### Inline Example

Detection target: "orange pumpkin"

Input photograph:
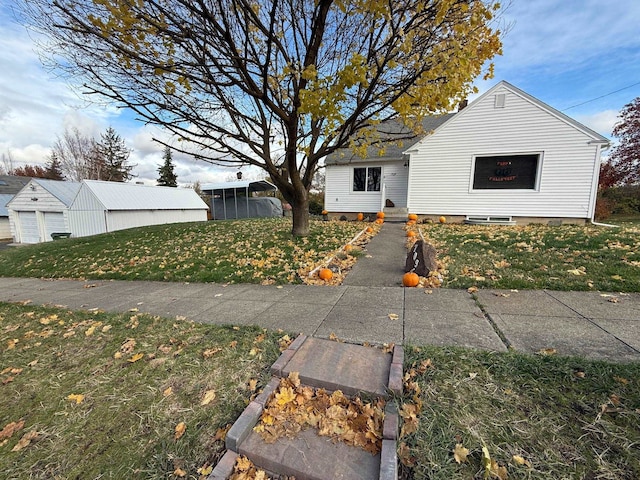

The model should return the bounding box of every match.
[356,212,364,221]
[319,268,333,281]
[406,220,416,226]
[376,212,385,219]
[344,244,353,252]
[321,210,328,215]
[375,218,384,225]
[439,216,446,224]
[402,272,420,287]
[406,231,416,237]
[408,213,418,221]
[366,226,374,233]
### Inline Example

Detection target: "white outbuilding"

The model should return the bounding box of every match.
[8,179,209,244]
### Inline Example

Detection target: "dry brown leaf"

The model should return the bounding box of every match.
[229,340,238,348]
[197,465,213,476]
[163,387,173,397]
[0,421,24,441]
[248,378,258,391]
[173,467,186,477]
[174,422,186,440]
[11,430,38,452]
[614,376,629,385]
[512,454,532,468]
[536,348,557,356]
[201,390,216,406]
[453,443,469,463]
[85,326,96,336]
[467,286,478,294]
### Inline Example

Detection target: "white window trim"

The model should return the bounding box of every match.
[469,152,544,193]
[352,166,382,193]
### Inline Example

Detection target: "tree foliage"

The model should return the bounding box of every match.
[21,0,502,235]
[157,147,178,187]
[600,97,640,189]
[96,127,136,182]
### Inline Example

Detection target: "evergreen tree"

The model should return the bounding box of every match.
[44,153,65,180]
[95,127,135,182]
[157,147,178,187]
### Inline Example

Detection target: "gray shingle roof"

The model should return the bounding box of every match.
[325,114,455,165]
[0,175,31,195]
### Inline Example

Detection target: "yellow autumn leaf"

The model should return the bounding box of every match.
[7,339,18,350]
[453,443,469,463]
[482,446,492,476]
[248,378,258,391]
[174,422,186,440]
[102,325,112,333]
[275,386,296,407]
[512,454,532,468]
[85,326,96,336]
[235,456,252,472]
[128,352,144,363]
[201,390,216,406]
[163,386,173,397]
[388,313,399,321]
[197,465,213,475]
[173,467,186,477]
[67,394,85,404]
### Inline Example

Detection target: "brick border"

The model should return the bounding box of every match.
[208,449,238,480]
[270,334,308,377]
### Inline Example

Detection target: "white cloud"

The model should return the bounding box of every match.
[574,109,620,138]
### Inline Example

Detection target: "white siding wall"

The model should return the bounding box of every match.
[106,210,207,233]
[7,184,68,243]
[382,162,409,208]
[407,85,601,219]
[325,163,383,212]
[68,186,108,237]
[0,218,10,240]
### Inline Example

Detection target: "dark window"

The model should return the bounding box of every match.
[353,167,381,192]
[473,154,539,190]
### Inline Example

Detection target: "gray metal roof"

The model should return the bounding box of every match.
[201,180,277,192]
[0,194,14,216]
[82,180,209,210]
[0,175,31,195]
[33,179,82,207]
[325,115,455,165]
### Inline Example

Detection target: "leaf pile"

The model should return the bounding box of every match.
[254,372,385,454]
[229,456,272,480]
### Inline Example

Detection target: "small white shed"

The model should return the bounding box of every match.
[8,179,209,243]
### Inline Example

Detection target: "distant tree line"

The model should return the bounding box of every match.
[3,126,136,182]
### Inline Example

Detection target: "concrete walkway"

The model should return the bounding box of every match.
[1,276,639,363]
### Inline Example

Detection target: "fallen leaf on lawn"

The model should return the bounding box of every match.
[213,425,230,442]
[453,443,469,463]
[490,459,508,480]
[574,371,586,378]
[513,454,532,468]
[173,467,186,477]
[536,348,557,356]
[467,286,478,294]
[201,390,216,406]
[614,376,629,385]
[113,352,123,359]
[482,446,492,476]
[85,326,96,336]
[229,341,237,348]
[567,268,586,276]
[468,372,478,379]
[120,338,136,353]
[232,326,240,331]
[67,394,85,404]
[163,386,173,397]
[611,274,623,281]
[7,339,18,350]
[249,347,261,356]
[174,422,186,440]
[197,465,213,476]
[128,352,144,363]
[248,378,258,391]
[388,313,399,321]
[102,325,112,333]
[610,393,622,406]
[0,421,24,441]
[11,430,38,452]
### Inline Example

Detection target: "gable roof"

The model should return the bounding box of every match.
[0,175,31,195]
[201,179,277,193]
[32,179,83,207]
[82,180,208,210]
[325,114,455,165]
[405,80,610,153]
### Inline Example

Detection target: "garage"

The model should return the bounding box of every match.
[43,212,66,240]
[18,211,39,244]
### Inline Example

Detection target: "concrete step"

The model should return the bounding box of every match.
[211,335,403,480]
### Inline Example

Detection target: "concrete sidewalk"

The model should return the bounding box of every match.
[1,276,638,363]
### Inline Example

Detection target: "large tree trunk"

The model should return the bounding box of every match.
[291,195,310,237]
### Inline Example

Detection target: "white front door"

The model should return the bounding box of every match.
[382,162,409,207]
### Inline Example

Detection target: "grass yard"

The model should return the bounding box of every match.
[2,303,639,479]
[0,302,286,479]
[0,218,364,285]
[420,222,640,292]
[400,345,640,480]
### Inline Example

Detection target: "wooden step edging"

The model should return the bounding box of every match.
[209,335,403,480]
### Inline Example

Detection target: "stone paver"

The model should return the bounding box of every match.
[280,336,392,397]
[314,306,404,346]
[475,289,579,317]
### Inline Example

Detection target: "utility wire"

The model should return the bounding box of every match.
[562,81,640,111]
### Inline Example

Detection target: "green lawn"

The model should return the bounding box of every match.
[0,218,364,285]
[2,303,639,479]
[420,222,640,292]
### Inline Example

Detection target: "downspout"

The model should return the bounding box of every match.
[588,141,618,228]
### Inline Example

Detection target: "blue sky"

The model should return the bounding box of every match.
[1,0,639,185]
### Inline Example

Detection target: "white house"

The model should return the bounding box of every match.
[8,179,209,244]
[0,175,31,240]
[324,81,610,224]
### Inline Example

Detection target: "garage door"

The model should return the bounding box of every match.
[43,212,66,242]
[18,212,39,244]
